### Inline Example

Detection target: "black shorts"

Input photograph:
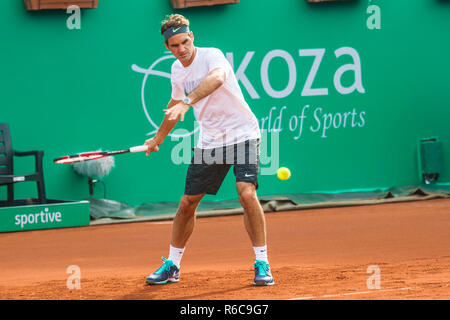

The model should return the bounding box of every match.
[184,139,260,196]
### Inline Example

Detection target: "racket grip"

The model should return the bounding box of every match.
[130,145,149,153]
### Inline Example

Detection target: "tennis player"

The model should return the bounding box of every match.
[144,14,274,286]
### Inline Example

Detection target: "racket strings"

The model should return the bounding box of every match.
[54,154,105,164]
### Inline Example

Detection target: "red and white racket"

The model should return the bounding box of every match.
[53,145,149,164]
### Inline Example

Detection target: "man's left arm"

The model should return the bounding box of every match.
[165,67,226,121]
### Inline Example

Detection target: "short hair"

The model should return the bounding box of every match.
[161,14,190,35]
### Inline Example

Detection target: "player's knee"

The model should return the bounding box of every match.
[238,187,257,206]
[178,195,201,215]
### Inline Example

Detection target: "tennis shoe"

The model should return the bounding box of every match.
[146,257,180,285]
[253,260,275,286]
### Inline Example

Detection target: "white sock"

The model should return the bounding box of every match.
[168,245,185,268]
[253,245,269,263]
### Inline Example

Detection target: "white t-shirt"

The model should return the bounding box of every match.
[170,47,261,149]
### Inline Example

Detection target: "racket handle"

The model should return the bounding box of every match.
[130,145,149,153]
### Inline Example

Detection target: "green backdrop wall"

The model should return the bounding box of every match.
[1,0,449,205]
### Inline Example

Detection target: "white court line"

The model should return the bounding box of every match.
[288,287,412,300]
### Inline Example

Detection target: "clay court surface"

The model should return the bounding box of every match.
[0,198,449,300]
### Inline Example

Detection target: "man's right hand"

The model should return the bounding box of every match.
[144,138,160,156]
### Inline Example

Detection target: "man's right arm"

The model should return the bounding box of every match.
[144,98,181,156]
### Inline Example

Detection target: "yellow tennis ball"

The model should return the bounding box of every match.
[277,167,291,180]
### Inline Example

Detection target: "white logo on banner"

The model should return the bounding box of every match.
[132,46,366,140]
[132,53,200,138]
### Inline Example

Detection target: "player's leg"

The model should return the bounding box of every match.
[176,148,229,251]
[236,182,266,247]
[147,147,230,285]
[171,193,205,250]
[146,193,204,285]
[233,139,274,286]
[236,182,274,286]
[233,139,266,247]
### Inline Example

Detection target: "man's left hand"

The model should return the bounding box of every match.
[164,102,190,121]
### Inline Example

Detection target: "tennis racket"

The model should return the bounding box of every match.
[53,145,149,164]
